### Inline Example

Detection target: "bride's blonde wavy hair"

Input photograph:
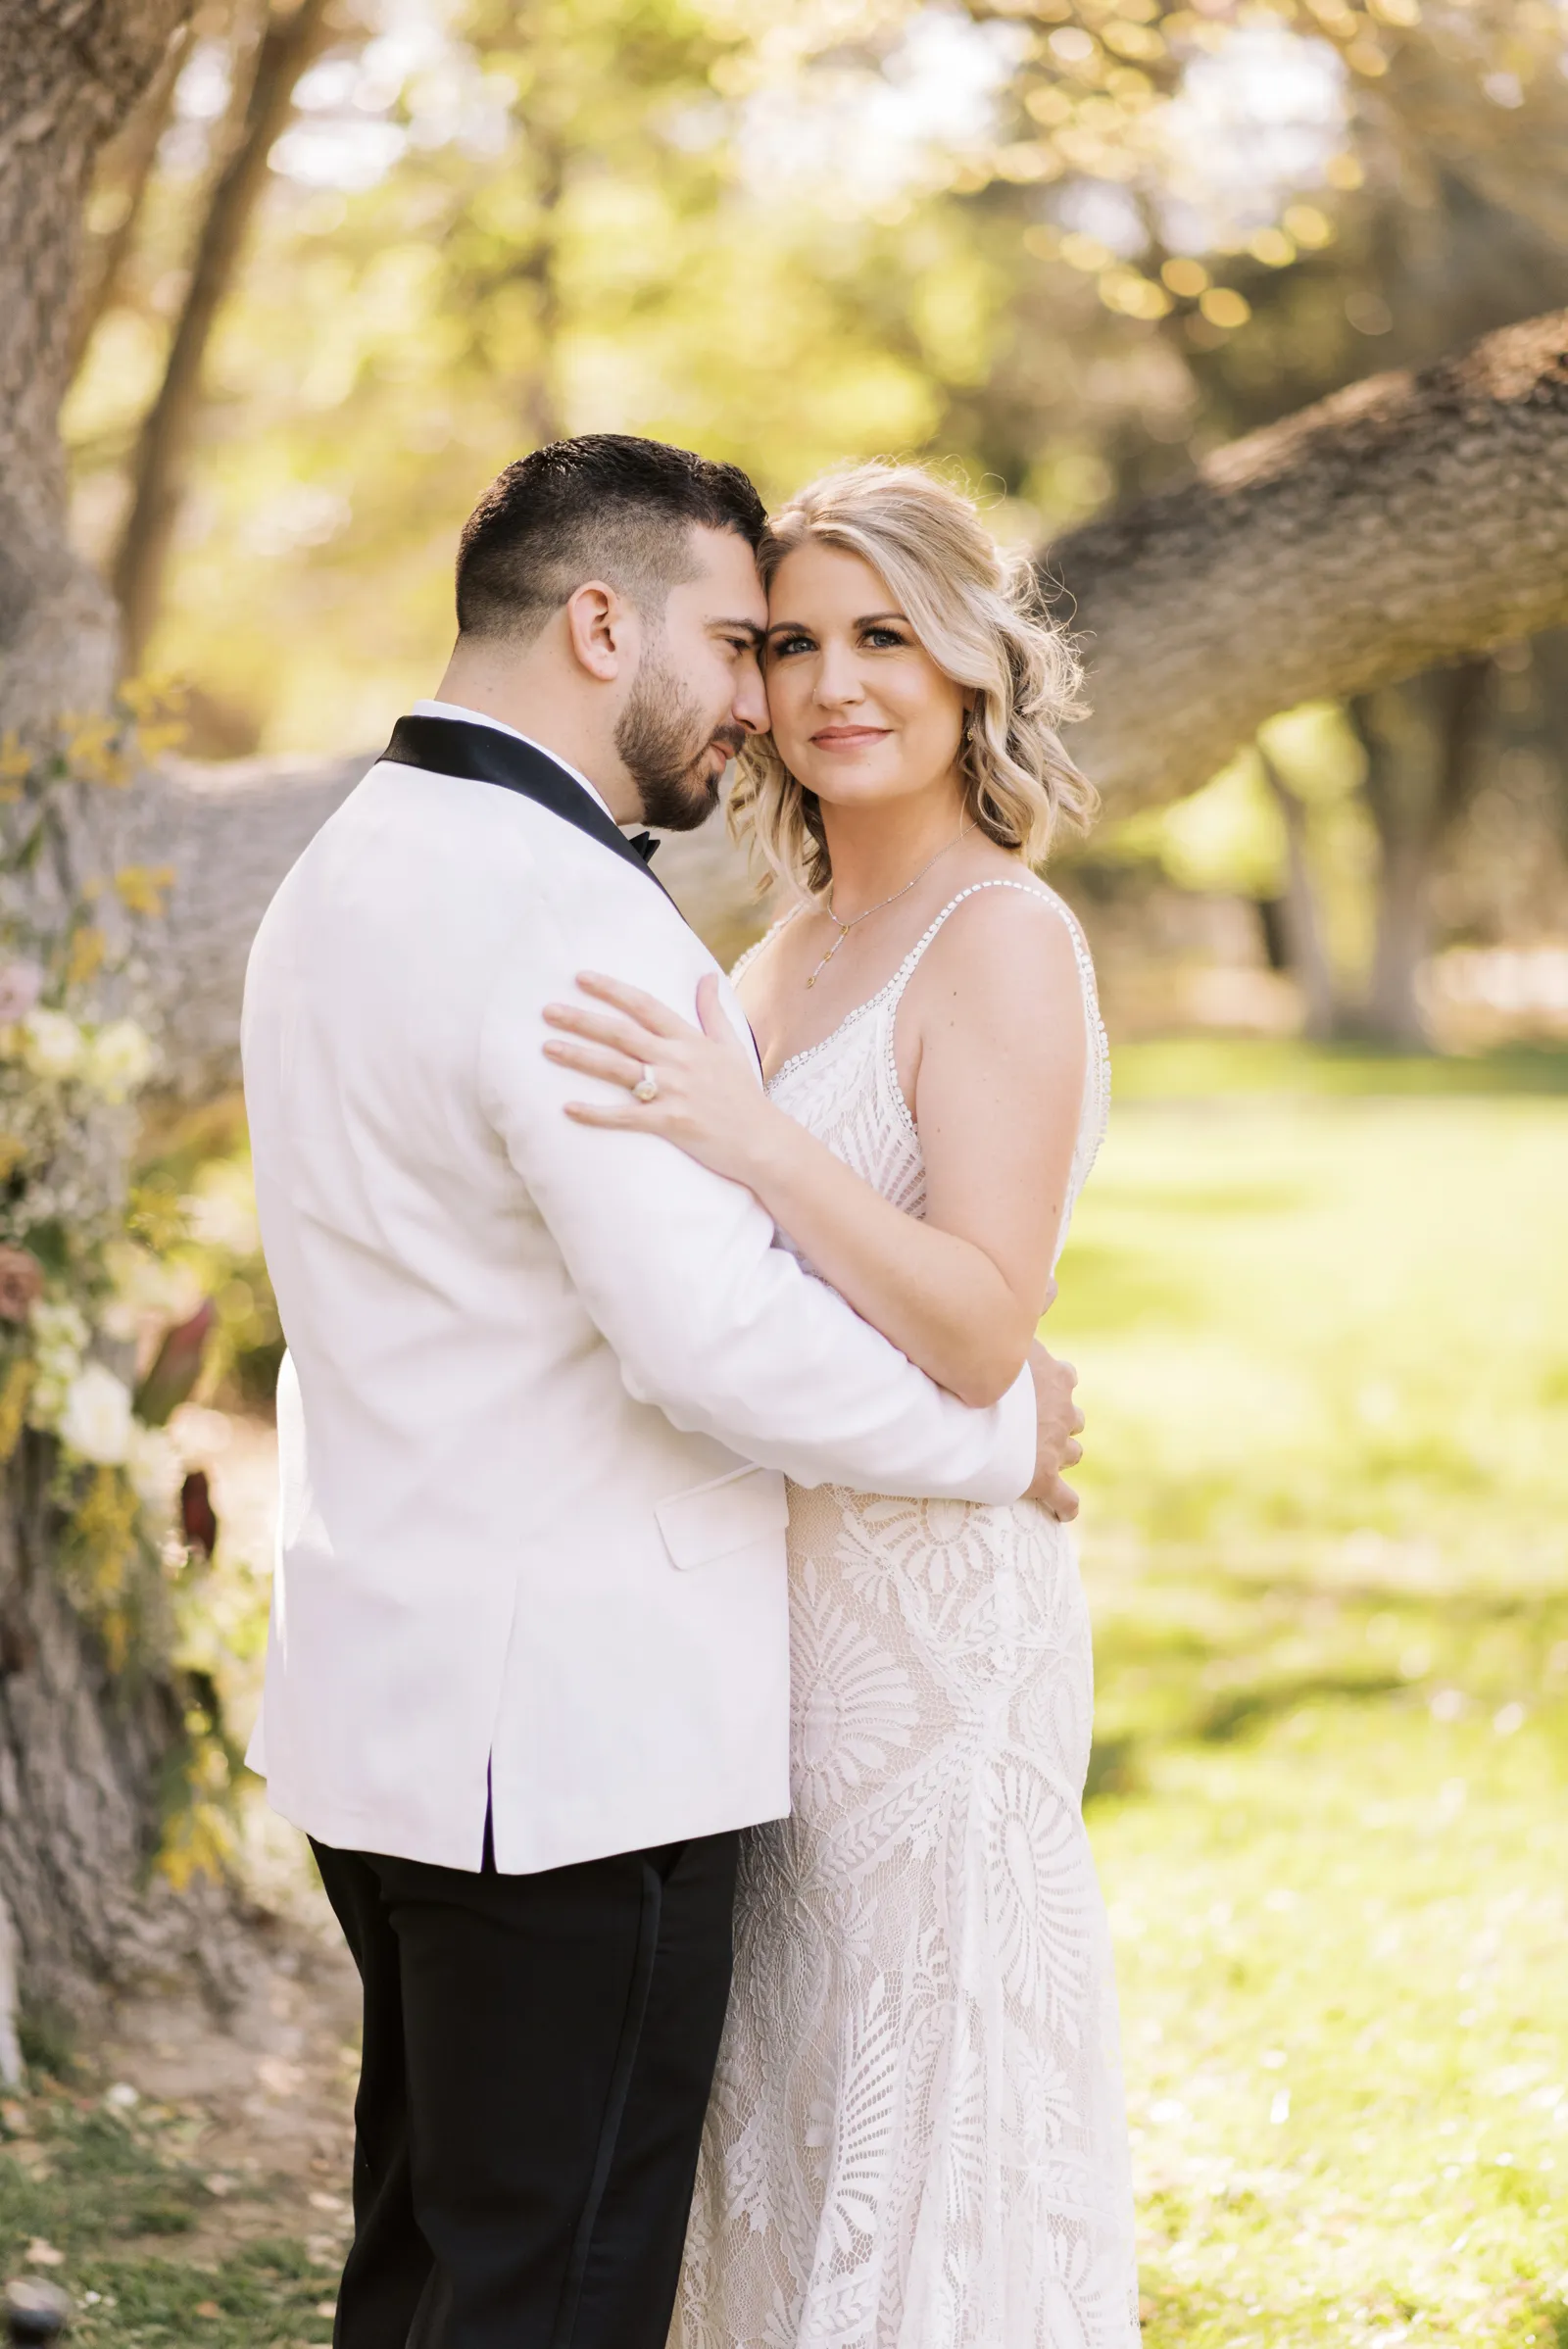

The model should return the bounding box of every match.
[728,461,1095,898]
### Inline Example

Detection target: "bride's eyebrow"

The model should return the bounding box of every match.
[763,611,910,638]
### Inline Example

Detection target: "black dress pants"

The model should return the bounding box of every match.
[311,1828,739,2349]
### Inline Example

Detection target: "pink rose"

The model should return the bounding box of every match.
[0,963,44,1025]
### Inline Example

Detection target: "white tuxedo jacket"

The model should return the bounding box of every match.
[242,718,1035,1873]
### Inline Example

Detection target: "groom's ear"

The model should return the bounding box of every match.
[563,580,640,684]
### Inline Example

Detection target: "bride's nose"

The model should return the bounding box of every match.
[813,638,865,708]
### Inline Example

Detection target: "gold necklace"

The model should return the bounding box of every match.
[806,823,973,990]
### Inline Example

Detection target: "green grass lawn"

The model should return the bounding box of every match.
[1049,1041,1568,2348]
[3,1038,1564,2346]
[0,2095,338,2348]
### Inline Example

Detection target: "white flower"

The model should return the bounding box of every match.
[85,1018,155,1104]
[22,1009,85,1081]
[184,1168,260,1256]
[126,1422,180,1517]
[26,1372,69,1432]
[29,1298,89,1356]
[58,1363,133,1466]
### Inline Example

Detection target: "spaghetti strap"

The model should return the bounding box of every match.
[886,877,1111,1183]
[884,876,1079,1011]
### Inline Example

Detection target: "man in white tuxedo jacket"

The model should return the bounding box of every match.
[242,435,1081,2349]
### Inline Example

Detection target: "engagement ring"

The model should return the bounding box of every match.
[634,1068,660,1102]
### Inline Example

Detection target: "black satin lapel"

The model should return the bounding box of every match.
[381,714,669,898]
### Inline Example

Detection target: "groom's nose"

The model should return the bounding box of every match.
[730,652,769,736]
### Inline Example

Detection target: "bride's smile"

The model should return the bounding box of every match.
[763,541,972,856]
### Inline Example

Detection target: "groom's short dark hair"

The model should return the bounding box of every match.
[455,434,767,643]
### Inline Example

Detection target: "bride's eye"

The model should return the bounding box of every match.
[862,626,909,650]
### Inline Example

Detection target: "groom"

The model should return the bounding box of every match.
[242,434,1084,2349]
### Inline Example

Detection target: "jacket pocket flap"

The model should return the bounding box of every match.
[655,1464,789,1570]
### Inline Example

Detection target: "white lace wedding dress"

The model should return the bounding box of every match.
[672,881,1139,2349]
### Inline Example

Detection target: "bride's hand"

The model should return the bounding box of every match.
[542,970,784,1188]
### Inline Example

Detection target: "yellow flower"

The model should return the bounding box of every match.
[66,924,106,989]
[63,714,130,788]
[158,1797,235,1890]
[0,731,31,800]
[134,723,187,759]
[70,1464,142,1627]
[113,863,175,919]
[0,1358,35,1461]
[118,673,186,724]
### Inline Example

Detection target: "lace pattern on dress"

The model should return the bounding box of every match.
[675,880,1138,2349]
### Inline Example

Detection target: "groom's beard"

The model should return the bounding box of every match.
[615,652,746,834]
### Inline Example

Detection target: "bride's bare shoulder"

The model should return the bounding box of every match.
[906,873,1087,1025]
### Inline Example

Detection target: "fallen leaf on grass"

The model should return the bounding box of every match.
[24,2239,64,2268]
[195,2303,220,2320]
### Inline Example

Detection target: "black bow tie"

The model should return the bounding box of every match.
[627,831,660,864]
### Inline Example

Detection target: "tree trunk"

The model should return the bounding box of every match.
[66,20,191,382]
[112,0,332,675]
[0,2,192,743]
[1257,748,1340,1040]
[1350,659,1493,1045]
[0,1433,241,2053]
[0,0,237,2043]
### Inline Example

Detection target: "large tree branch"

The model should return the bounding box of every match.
[1050,308,1568,810]
[129,303,1568,1095]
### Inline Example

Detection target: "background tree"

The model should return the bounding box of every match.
[112,0,335,673]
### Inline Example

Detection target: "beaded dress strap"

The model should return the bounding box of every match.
[884,878,1082,1010]
[884,878,1110,1185]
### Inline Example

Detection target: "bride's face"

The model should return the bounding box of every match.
[762,543,968,817]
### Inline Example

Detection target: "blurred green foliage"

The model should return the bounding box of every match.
[1045,1041,1568,2344]
[64,0,1568,762]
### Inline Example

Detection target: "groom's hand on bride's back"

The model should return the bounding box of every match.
[1024,1330,1084,1521]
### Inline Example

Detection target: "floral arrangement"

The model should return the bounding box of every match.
[0,691,236,1884]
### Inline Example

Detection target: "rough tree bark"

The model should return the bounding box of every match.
[1049,310,1568,810]
[1349,659,1494,1045]
[0,1438,236,2059]
[0,0,237,2049]
[0,0,194,741]
[113,0,333,674]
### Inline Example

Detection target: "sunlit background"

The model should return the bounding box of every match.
[54,2,1568,2342]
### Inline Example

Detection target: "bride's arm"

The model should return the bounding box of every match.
[541,890,1087,1410]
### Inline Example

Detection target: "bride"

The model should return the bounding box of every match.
[542,462,1138,2347]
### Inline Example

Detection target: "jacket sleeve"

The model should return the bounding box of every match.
[476,905,1036,1506]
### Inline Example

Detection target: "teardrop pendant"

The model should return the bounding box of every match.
[806,924,848,990]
